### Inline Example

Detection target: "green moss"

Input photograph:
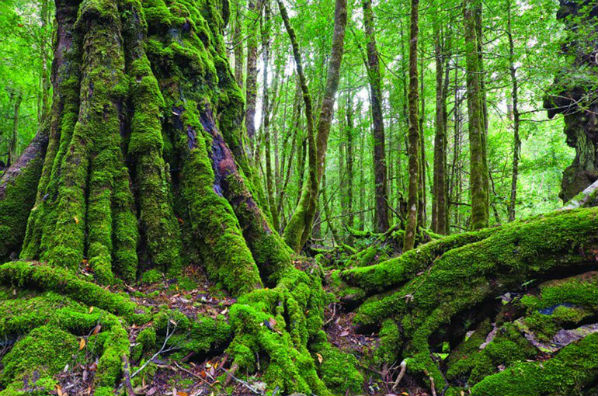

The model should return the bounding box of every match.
[0,154,44,262]
[140,268,163,284]
[225,267,334,395]
[0,261,144,320]
[153,310,231,359]
[0,325,79,391]
[471,333,598,396]
[132,327,157,361]
[351,208,598,388]
[341,227,496,294]
[459,323,536,384]
[520,272,598,312]
[121,6,182,275]
[375,319,401,364]
[522,305,592,343]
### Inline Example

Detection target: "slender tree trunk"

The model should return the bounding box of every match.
[39,0,51,123]
[433,28,449,234]
[506,0,520,222]
[8,93,23,168]
[245,0,262,140]
[321,161,340,244]
[280,0,347,251]
[463,0,489,229]
[362,0,389,233]
[359,116,366,231]
[346,97,355,230]
[233,0,245,87]
[403,0,420,252]
[261,1,279,231]
[418,42,427,228]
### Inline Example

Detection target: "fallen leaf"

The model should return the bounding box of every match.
[92,324,102,335]
[88,306,94,313]
[55,384,64,396]
[316,353,323,364]
[74,216,79,224]
[79,338,86,350]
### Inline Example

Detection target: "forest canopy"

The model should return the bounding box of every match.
[0,0,596,395]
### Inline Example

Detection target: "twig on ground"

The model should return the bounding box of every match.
[221,367,262,395]
[391,359,407,392]
[131,319,177,379]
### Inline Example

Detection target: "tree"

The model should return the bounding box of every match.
[281,0,348,252]
[432,22,450,234]
[362,0,389,233]
[403,0,421,251]
[506,0,521,222]
[244,0,262,140]
[463,0,489,229]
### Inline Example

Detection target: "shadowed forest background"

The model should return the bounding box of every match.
[0,0,597,395]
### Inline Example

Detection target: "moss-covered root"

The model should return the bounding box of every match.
[353,208,598,386]
[226,267,361,395]
[0,261,145,320]
[0,325,79,394]
[0,288,132,395]
[471,333,598,396]
[341,227,496,294]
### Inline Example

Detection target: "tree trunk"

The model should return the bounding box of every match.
[232,0,245,88]
[280,0,348,251]
[38,0,52,123]
[463,0,489,230]
[362,0,389,233]
[345,97,355,231]
[432,27,449,235]
[244,0,262,140]
[261,1,279,231]
[506,0,520,222]
[403,0,420,252]
[418,42,427,228]
[7,92,22,168]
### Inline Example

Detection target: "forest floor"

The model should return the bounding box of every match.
[43,263,424,396]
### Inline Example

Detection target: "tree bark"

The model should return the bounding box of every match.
[403,0,420,252]
[345,97,355,231]
[362,0,389,233]
[233,0,245,88]
[506,0,520,222]
[261,1,279,231]
[244,0,262,140]
[463,0,489,230]
[432,27,449,235]
[7,92,22,168]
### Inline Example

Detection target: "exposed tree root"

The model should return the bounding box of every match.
[335,207,598,395]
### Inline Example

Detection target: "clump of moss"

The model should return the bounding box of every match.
[348,208,598,388]
[471,333,598,396]
[0,261,147,321]
[448,323,536,384]
[0,154,44,262]
[141,268,163,284]
[375,319,401,364]
[520,272,598,312]
[0,325,79,392]
[311,331,364,394]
